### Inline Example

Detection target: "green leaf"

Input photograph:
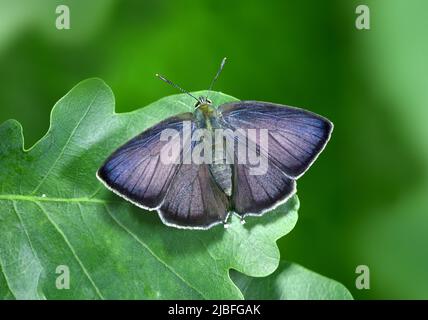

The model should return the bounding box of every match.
[0,78,299,299]
[231,261,353,300]
[0,264,13,299]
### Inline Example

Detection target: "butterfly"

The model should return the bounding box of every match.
[97,58,333,230]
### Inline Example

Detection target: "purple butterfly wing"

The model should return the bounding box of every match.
[230,147,296,215]
[98,113,229,229]
[219,101,333,178]
[218,101,333,215]
[97,113,194,209]
[159,163,229,229]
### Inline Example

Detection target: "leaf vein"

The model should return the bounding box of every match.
[34,202,106,299]
[103,204,206,299]
[0,255,16,299]
[31,91,101,195]
[11,200,46,299]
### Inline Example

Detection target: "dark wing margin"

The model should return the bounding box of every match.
[97,113,194,210]
[159,163,229,229]
[218,101,333,179]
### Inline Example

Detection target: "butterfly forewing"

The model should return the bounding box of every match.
[97,113,194,209]
[218,101,333,179]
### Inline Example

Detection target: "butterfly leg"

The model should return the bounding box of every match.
[229,211,246,225]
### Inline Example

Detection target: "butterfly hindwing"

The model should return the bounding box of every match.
[231,148,296,215]
[159,163,229,229]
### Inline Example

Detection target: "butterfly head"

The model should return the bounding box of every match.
[195,96,215,115]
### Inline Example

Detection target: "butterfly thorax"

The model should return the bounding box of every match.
[194,101,233,197]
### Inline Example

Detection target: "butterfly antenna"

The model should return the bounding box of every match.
[156,73,199,102]
[207,57,227,98]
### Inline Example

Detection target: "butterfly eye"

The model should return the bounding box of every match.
[201,97,212,104]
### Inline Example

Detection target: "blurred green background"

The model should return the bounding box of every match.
[1,0,427,299]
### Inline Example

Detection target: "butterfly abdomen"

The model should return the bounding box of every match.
[195,104,233,197]
[209,116,233,197]
[209,158,232,197]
